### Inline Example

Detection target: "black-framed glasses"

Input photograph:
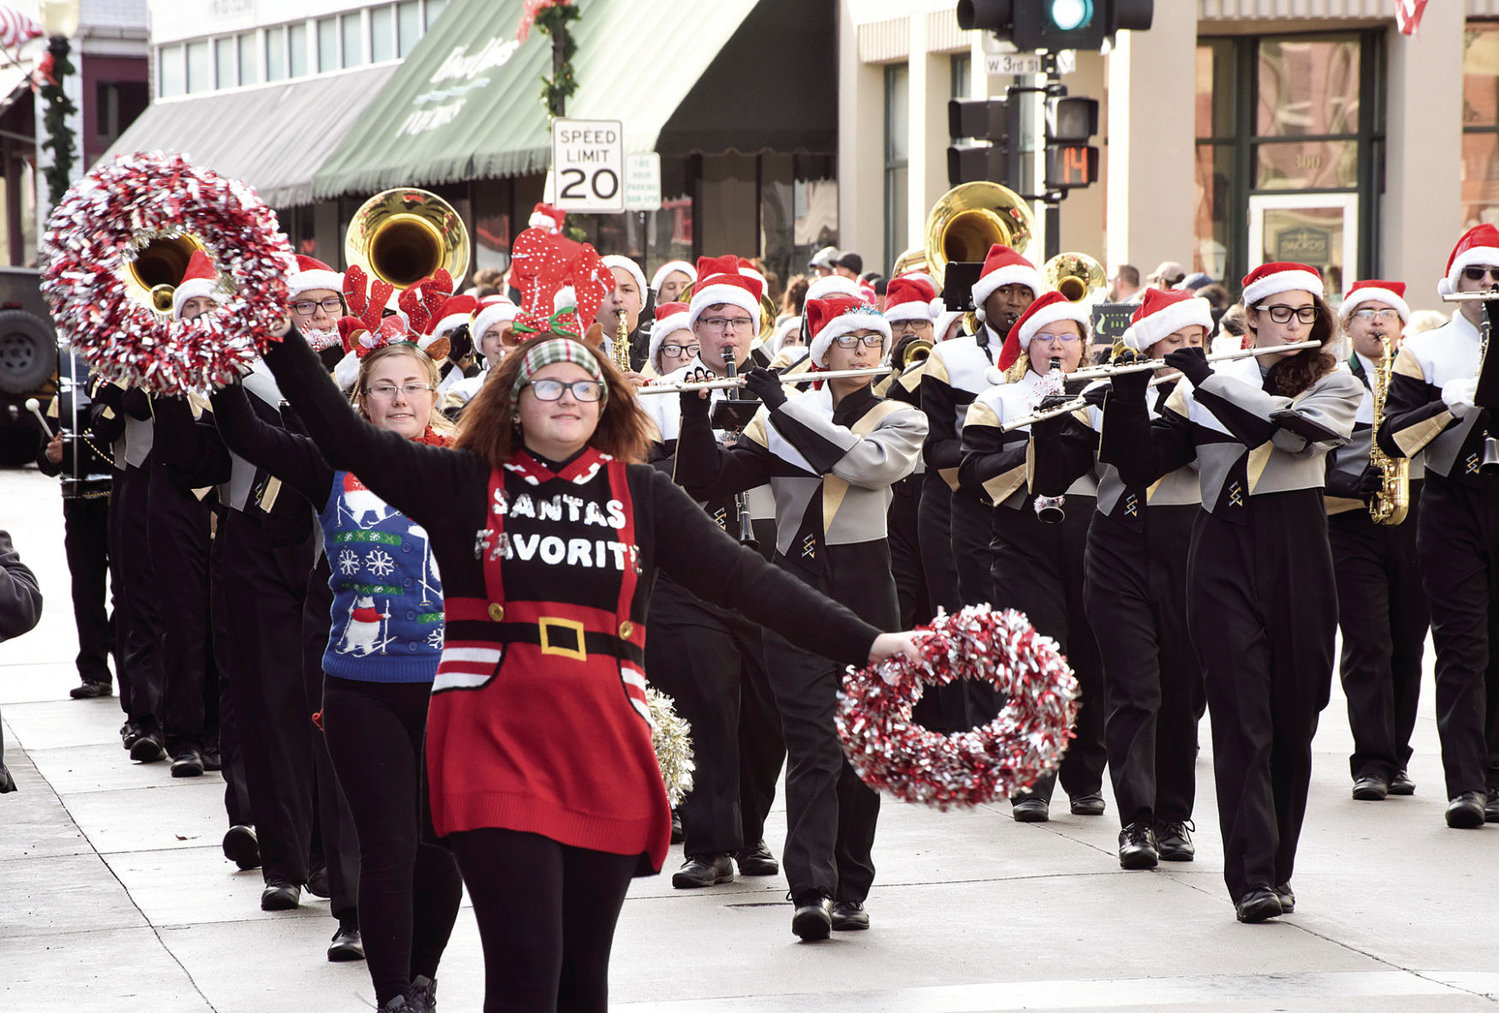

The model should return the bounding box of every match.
[660,342,700,358]
[1351,308,1400,322]
[1462,266,1499,283]
[292,297,345,317]
[526,378,604,402]
[1258,303,1318,324]
[365,382,434,400]
[833,334,886,350]
[699,317,755,332]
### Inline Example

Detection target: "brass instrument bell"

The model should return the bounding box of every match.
[924,181,1037,290]
[1044,251,1107,303]
[122,234,209,315]
[345,188,470,291]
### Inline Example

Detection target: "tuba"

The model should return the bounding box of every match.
[891,247,929,278]
[345,188,470,292]
[1044,251,1107,303]
[925,182,1036,333]
[1368,333,1410,525]
[123,234,210,314]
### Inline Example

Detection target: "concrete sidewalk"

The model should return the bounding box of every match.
[3,465,1498,1011]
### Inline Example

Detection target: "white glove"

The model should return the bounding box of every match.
[1442,378,1478,418]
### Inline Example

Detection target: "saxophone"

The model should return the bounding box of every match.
[612,309,632,374]
[1368,333,1410,525]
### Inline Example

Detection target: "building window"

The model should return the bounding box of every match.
[341,13,362,69]
[158,44,185,97]
[238,33,258,85]
[1462,23,1499,229]
[186,39,212,93]
[884,63,910,276]
[397,2,422,57]
[426,0,449,29]
[214,36,236,89]
[289,22,309,77]
[371,6,395,62]
[96,80,149,146]
[265,26,286,81]
[951,53,970,100]
[317,17,338,73]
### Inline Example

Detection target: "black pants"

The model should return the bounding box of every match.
[217,509,317,884]
[646,582,783,857]
[887,474,930,629]
[147,463,212,754]
[915,473,980,731]
[1083,505,1203,828]
[1188,490,1335,903]
[450,827,636,1013]
[303,560,360,922]
[1414,476,1499,797]
[950,488,996,607]
[116,462,164,725]
[991,498,1107,803]
[61,494,112,686]
[324,676,462,1006]
[210,524,253,827]
[1331,490,1429,782]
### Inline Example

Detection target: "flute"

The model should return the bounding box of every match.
[1067,340,1322,382]
[637,366,888,395]
[1000,376,1172,433]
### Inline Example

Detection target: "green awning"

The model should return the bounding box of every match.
[311,0,834,201]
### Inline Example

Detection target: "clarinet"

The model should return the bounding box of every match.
[721,344,759,549]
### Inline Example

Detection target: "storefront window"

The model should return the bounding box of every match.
[158,45,185,98]
[341,14,362,69]
[1462,24,1499,228]
[289,23,309,78]
[265,27,286,82]
[1255,139,1358,191]
[371,7,395,63]
[1256,39,1359,138]
[238,33,258,86]
[884,63,909,277]
[317,18,338,73]
[186,40,211,93]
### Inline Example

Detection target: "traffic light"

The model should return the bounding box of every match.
[956,0,1153,53]
[947,97,1019,186]
[1044,95,1099,189]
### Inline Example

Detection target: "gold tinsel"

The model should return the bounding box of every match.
[645,686,695,807]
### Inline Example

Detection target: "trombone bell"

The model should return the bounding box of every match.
[346,188,470,291]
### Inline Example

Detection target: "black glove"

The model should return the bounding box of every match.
[1037,393,1074,412]
[1163,347,1212,386]
[742,367,787,410]
[1111,364,1152,402]
[1082,383,1110,409]
[1356,466,1384,500]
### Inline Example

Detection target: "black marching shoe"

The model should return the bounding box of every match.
[327,917,364,962]
[260,880,301,911]
[406,974,437,1013]
[1445,791,1485,829]
[1012,797,1050,822]
[831,900,869,931]
[1274,882,1295,914]
[671,853,733,888]
[1487,787,1499,824]
[1070,792,1106,816]
[129,731,168,764]
[70,681,112,699]
[1234,887,1283,924]
[1388,769,1415,795]
[307,866,331,899]
[1118,822,1158,870]
[120,720,143,750]
[222,825,260,870]
[170,748,205,778]
[1351,773,1388,801]
[1154,818,1196,862]
[734,840,779,876]
[791,892,833,940]
[202,739,223,772]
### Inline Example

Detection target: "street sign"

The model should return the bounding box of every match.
[986,52,1043,76]
[551,118,624,213]
[624,153,662,211]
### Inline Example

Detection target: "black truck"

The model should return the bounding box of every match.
[0,266,61,466]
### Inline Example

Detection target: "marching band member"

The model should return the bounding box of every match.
[650,258,697,307]
[958,291,1107,821]
[258,305,920,1011]
[601,255,649,370]
[1110,262,1359,921]
[1325,281,1428,802]
[1088,290,1210,867]
[637,256,787,889]
[1377,225,1499,828]
[644,301,696,378]
[213,321,462,1012]
[923,245,1041,730]
[448,297,521,407]
[675,296,926,939]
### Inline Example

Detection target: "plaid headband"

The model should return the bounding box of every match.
[511,337,607,402]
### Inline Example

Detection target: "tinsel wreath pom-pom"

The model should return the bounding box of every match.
[837,606,1080,810]
[40,150,294,395]
[646,686,695,808]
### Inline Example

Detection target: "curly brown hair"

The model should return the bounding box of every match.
[1248,294,1337,398]
[454,336,653,467]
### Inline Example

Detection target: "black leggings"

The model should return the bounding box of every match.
[322,676,463,1006]
[449,827,637,1013]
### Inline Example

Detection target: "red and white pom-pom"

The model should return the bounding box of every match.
[837,606,1080,809]
[39,151,294,394]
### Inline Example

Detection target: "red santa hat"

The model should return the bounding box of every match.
[687,254,764,330]
[429,294,478,339]
[470,297,520,345]
[171,249,222,320]
[737,257,768,295]
[1339,279,1410,324]
[806,273,863,302]
[996,290,1091,371]
[1438,224,1499,297]
[287,255,345,299]
[602,255,647,300]
[883,275,940,323]
[649,259,697,295]
[647,301,693,371]
[971,244,1044,324]
[1240,262,1323,307]
[1120,288,1215,353]
[528,203,566,232]
[806,296,891,367]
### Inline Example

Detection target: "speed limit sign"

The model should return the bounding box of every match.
[552,118,625,214]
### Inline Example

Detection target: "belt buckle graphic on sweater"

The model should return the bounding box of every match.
[539,617,587,661]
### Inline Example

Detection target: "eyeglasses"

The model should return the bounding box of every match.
[1032,332,1082,345]
[1351,308,1400,322]
[659,343,700,358]
[1258,304,1318,324]
[365,382,434,400]
[292,297,345,317]
[1463,266,1499,283]
[526,378,604,402]
[698,317,755,333]
[833,334,886,350]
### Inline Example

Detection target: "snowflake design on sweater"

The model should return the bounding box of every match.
[426,627,445,650]
[336,548,360,576]
[365,548,395,579]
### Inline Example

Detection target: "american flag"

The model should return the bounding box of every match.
[0,5,41,53]
[1395,0,1428,36]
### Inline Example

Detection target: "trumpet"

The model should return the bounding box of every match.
[636,366,889,395]
[1067,340,1322,383]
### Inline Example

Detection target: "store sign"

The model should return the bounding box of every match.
[399,37,522,139]
[624,153,662,211]
[552,119,625,214]
[1275,226,1331,264]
